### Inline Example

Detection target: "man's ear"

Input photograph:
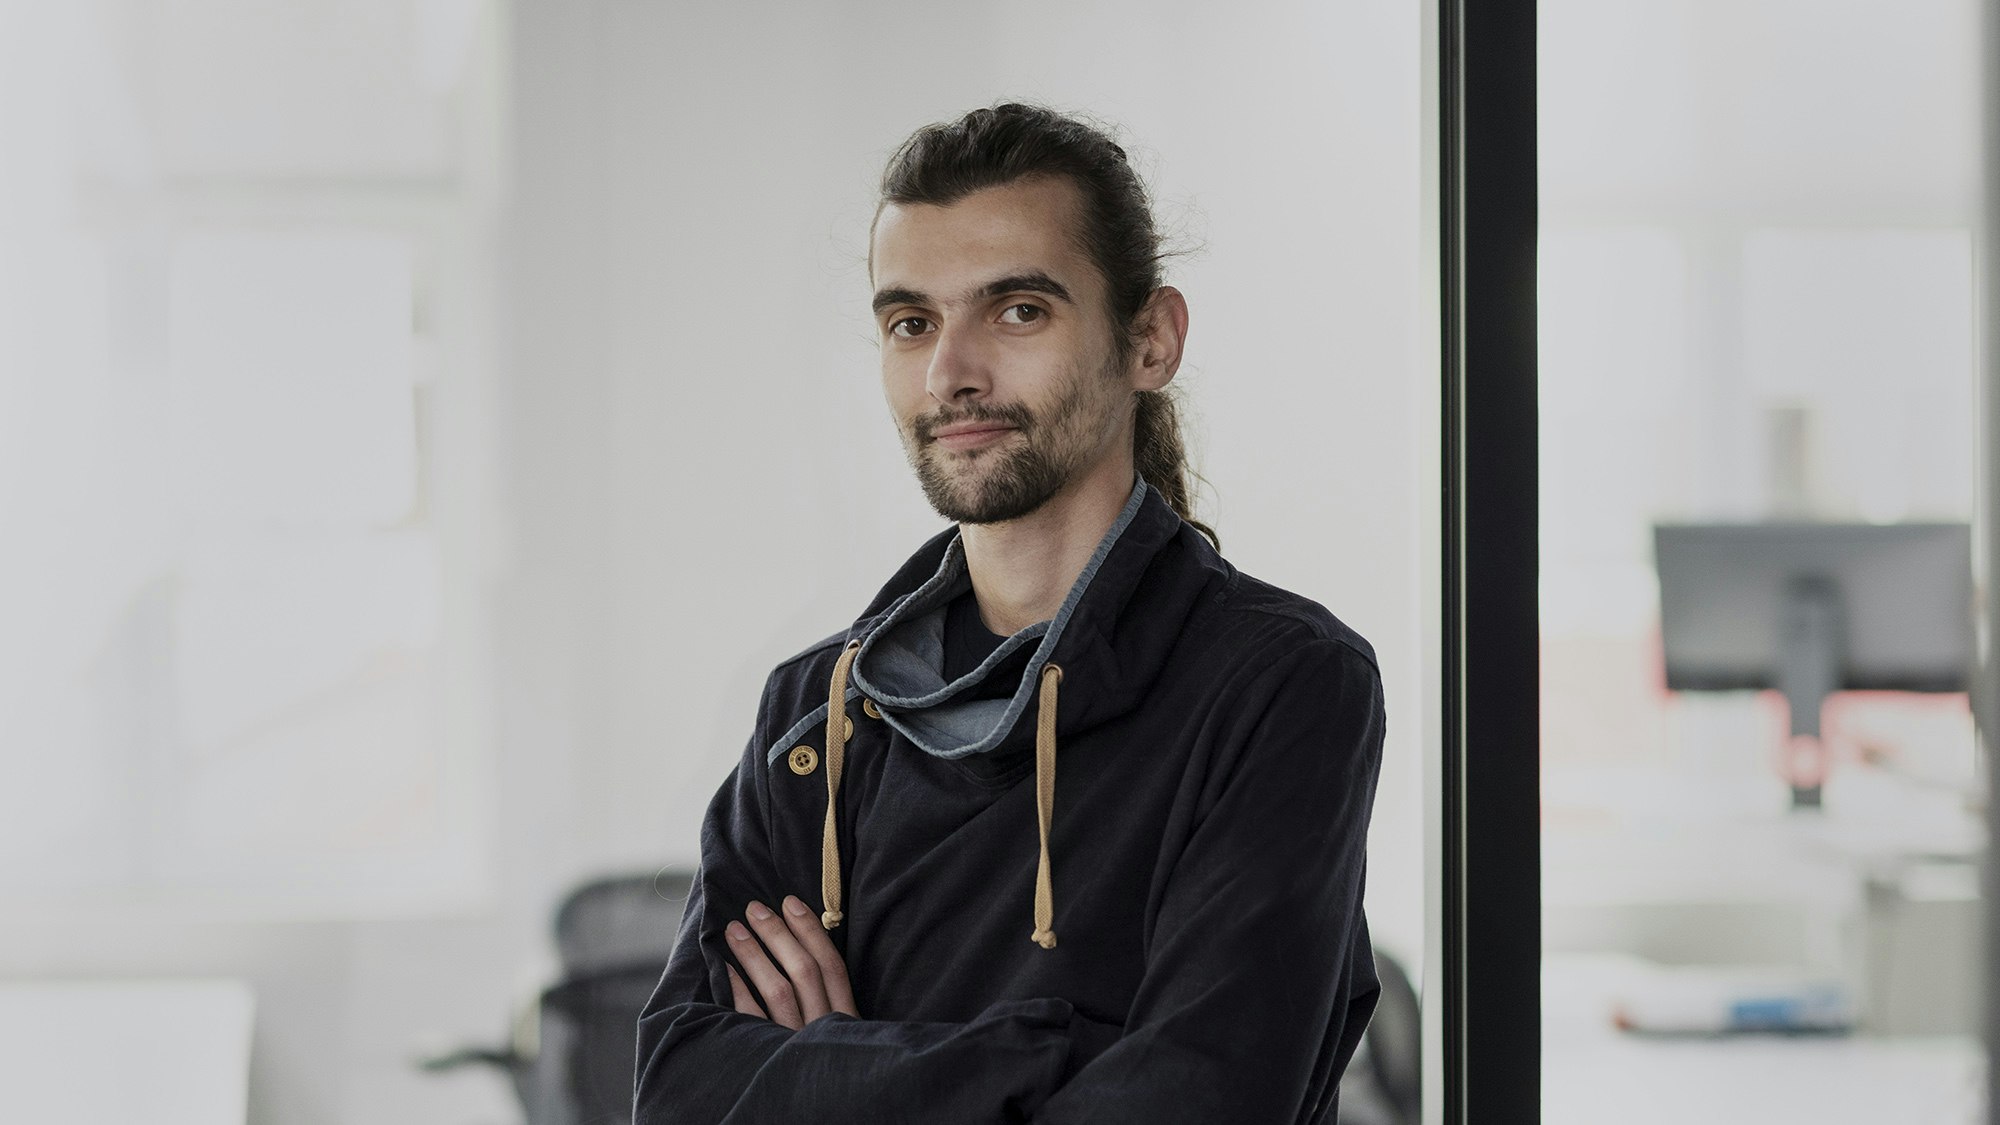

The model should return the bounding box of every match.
[1128,286,1189,393]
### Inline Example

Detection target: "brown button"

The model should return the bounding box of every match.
[843,715,854,739]
[788,746,819,775]
[862,698,882,720]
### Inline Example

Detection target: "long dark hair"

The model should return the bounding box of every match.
[878,103,1217,548]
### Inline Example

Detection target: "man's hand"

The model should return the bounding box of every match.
[724,894,861,1030]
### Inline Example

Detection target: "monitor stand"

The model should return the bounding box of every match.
[1778,576,1842,810]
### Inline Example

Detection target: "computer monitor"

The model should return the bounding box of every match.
[1654,522,1974,807]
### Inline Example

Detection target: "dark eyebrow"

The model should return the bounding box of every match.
[871,271,1075,317]
[973,271,1073,305]
[871,286,928,315]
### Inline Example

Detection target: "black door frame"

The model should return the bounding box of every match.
[1440,0,1541,1121]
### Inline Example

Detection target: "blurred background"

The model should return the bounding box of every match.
[0,2,1434,1123]
[1539,0,1987,1121]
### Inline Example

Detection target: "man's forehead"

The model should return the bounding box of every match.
[870,178,1093,296]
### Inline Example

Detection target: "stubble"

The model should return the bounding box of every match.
[902,362,1120,525]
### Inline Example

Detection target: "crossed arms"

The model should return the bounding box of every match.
[632,641,1384,1124]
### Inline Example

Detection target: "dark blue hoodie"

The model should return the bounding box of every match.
[635,479,1384,1123]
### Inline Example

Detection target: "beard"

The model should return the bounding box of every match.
[901,362,1117,525]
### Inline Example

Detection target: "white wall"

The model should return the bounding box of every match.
[501,0,1431,974]
[0,2,524,1123]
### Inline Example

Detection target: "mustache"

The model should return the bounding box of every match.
[912,401,1035,443]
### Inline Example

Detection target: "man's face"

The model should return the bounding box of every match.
[870,177,1135,525]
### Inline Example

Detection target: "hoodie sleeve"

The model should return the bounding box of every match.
[633,682,1093,1125]
[1031,637,1385,1125]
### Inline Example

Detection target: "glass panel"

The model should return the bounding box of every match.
[1540,1,1985,1120]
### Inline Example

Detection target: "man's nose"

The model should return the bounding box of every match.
[924,320,992,404]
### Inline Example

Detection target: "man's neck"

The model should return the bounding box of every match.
[959,457,1138,637]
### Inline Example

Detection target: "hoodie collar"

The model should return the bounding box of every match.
[846,477,1208,758]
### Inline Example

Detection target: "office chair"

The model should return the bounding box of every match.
[1337,949,1422,1125]
[421,869,694,1125]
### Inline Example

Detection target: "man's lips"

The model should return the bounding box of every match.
[928,422,1018,449]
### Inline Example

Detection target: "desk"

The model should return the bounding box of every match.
[1544,953,1981,1125]
[0,979,254,1125]
[1545,760,1982,1031]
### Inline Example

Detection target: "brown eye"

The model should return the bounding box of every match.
[889,316,933,338]
[999,304,1045,325]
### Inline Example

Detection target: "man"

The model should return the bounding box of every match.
[634,103,1384,1124]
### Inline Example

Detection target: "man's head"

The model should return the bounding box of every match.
[868,104,1213,542]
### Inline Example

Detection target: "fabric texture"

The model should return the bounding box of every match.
[942,589,1010,685]
[634,479,1386,1124]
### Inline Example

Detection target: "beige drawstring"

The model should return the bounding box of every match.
[816,642,1064,951]
[1030,663,1062,949]
[820,640,860,930]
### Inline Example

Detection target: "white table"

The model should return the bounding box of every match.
[1543,953,1982,1125]
[0,979,254,1125]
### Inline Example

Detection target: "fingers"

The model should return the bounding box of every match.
[723,894,861,1029]
[724,963,766,1019]
[780,895,859,1017]
[727,918,805,1029]
[741,900,831,1024]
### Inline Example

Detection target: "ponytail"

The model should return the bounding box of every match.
[1133,386,1217,549]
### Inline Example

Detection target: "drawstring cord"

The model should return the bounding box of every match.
[815,644,1064,952]
[1030,663,1062,949]
[820,640,860,930]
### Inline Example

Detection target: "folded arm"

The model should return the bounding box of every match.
[634,869,1093,1123]
[633,692,1094,1124]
